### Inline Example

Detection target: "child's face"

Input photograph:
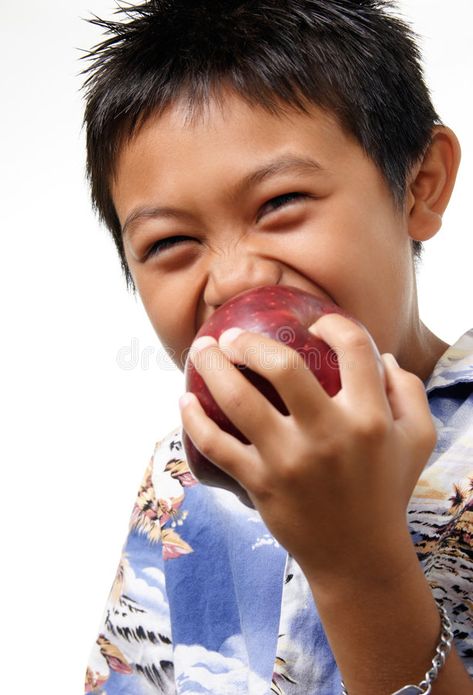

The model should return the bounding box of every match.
[112,90,419,373]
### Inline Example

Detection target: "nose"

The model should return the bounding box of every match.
[203,253,282,309]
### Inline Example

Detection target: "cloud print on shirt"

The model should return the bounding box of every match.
[174,636,269,695]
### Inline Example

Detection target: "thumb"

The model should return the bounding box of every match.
[381,353,436,440]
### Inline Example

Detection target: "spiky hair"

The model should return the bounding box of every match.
[82,0,440,292]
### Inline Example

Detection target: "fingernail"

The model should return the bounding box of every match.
[384,353,399,368]
[189,336,217,366]
[179,393,195,410]
[219,327,244,347]
[308,322,320,337]
[191,335,216,353]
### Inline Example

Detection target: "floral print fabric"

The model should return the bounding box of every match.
[85,329,473,693]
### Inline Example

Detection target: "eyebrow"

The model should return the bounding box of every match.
[122,154,325,238]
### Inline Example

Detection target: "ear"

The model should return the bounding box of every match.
[406,126,461,242]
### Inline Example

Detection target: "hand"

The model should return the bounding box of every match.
[179,313,437,586]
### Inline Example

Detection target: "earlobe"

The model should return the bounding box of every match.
[407,126,461,242]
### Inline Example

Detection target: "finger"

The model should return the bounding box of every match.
[179,391,262,491]
[218,326,336,429]
[188,335,284,447]
[308,313,391,418]
[381,353,437,451]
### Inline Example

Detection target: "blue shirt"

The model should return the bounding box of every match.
[85,329,473,693]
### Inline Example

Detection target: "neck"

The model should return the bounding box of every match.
[399,322,450,384]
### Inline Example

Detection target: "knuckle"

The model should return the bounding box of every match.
[352,413,389,440]
[279,352,304,376]
[342,328,371,351]
[274,459,304,488]
[312,432,342,462]
[406,371,426,389]
[249,474,273,501]
[261,348,293,372]
[198,431,217,459]
[401,370,429,396]
[225,388,244,411]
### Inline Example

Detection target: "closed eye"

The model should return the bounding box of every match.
[145,192,309,258]
[145,235,195,259]
[260,191,308,217]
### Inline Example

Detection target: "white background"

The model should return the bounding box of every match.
[1,1,472,691]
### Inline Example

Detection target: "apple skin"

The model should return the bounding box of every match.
[182,284,355,506]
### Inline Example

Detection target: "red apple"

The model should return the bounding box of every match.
[182,285,355,506]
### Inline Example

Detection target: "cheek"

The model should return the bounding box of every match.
[140,280,197,367]
[293,232,351,294]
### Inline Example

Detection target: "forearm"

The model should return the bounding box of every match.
[305,535,473,695]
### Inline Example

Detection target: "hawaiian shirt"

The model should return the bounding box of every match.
[85,329,473,694]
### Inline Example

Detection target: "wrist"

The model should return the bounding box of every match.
[300,524,419,600]
[340,599,454,695]
[301,538,456,694]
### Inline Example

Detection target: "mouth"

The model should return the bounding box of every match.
[192,283,342,348]
[196,282,338,337]
[288,278,338,308]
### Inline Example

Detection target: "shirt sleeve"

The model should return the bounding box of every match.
[84,438,177,695]
[410,382,473,675]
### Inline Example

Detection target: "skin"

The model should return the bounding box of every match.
[112,91,472,693]
[115,91,451,379]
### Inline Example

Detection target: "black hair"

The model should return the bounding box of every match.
[82,0,441,293]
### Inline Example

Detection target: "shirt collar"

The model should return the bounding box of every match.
[423,328,473,395]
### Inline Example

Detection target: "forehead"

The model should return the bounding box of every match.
[114,90,358,177]
[111,89,391,220]
[111,87,394,230]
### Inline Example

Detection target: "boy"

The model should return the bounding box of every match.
[83,1,473,693]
